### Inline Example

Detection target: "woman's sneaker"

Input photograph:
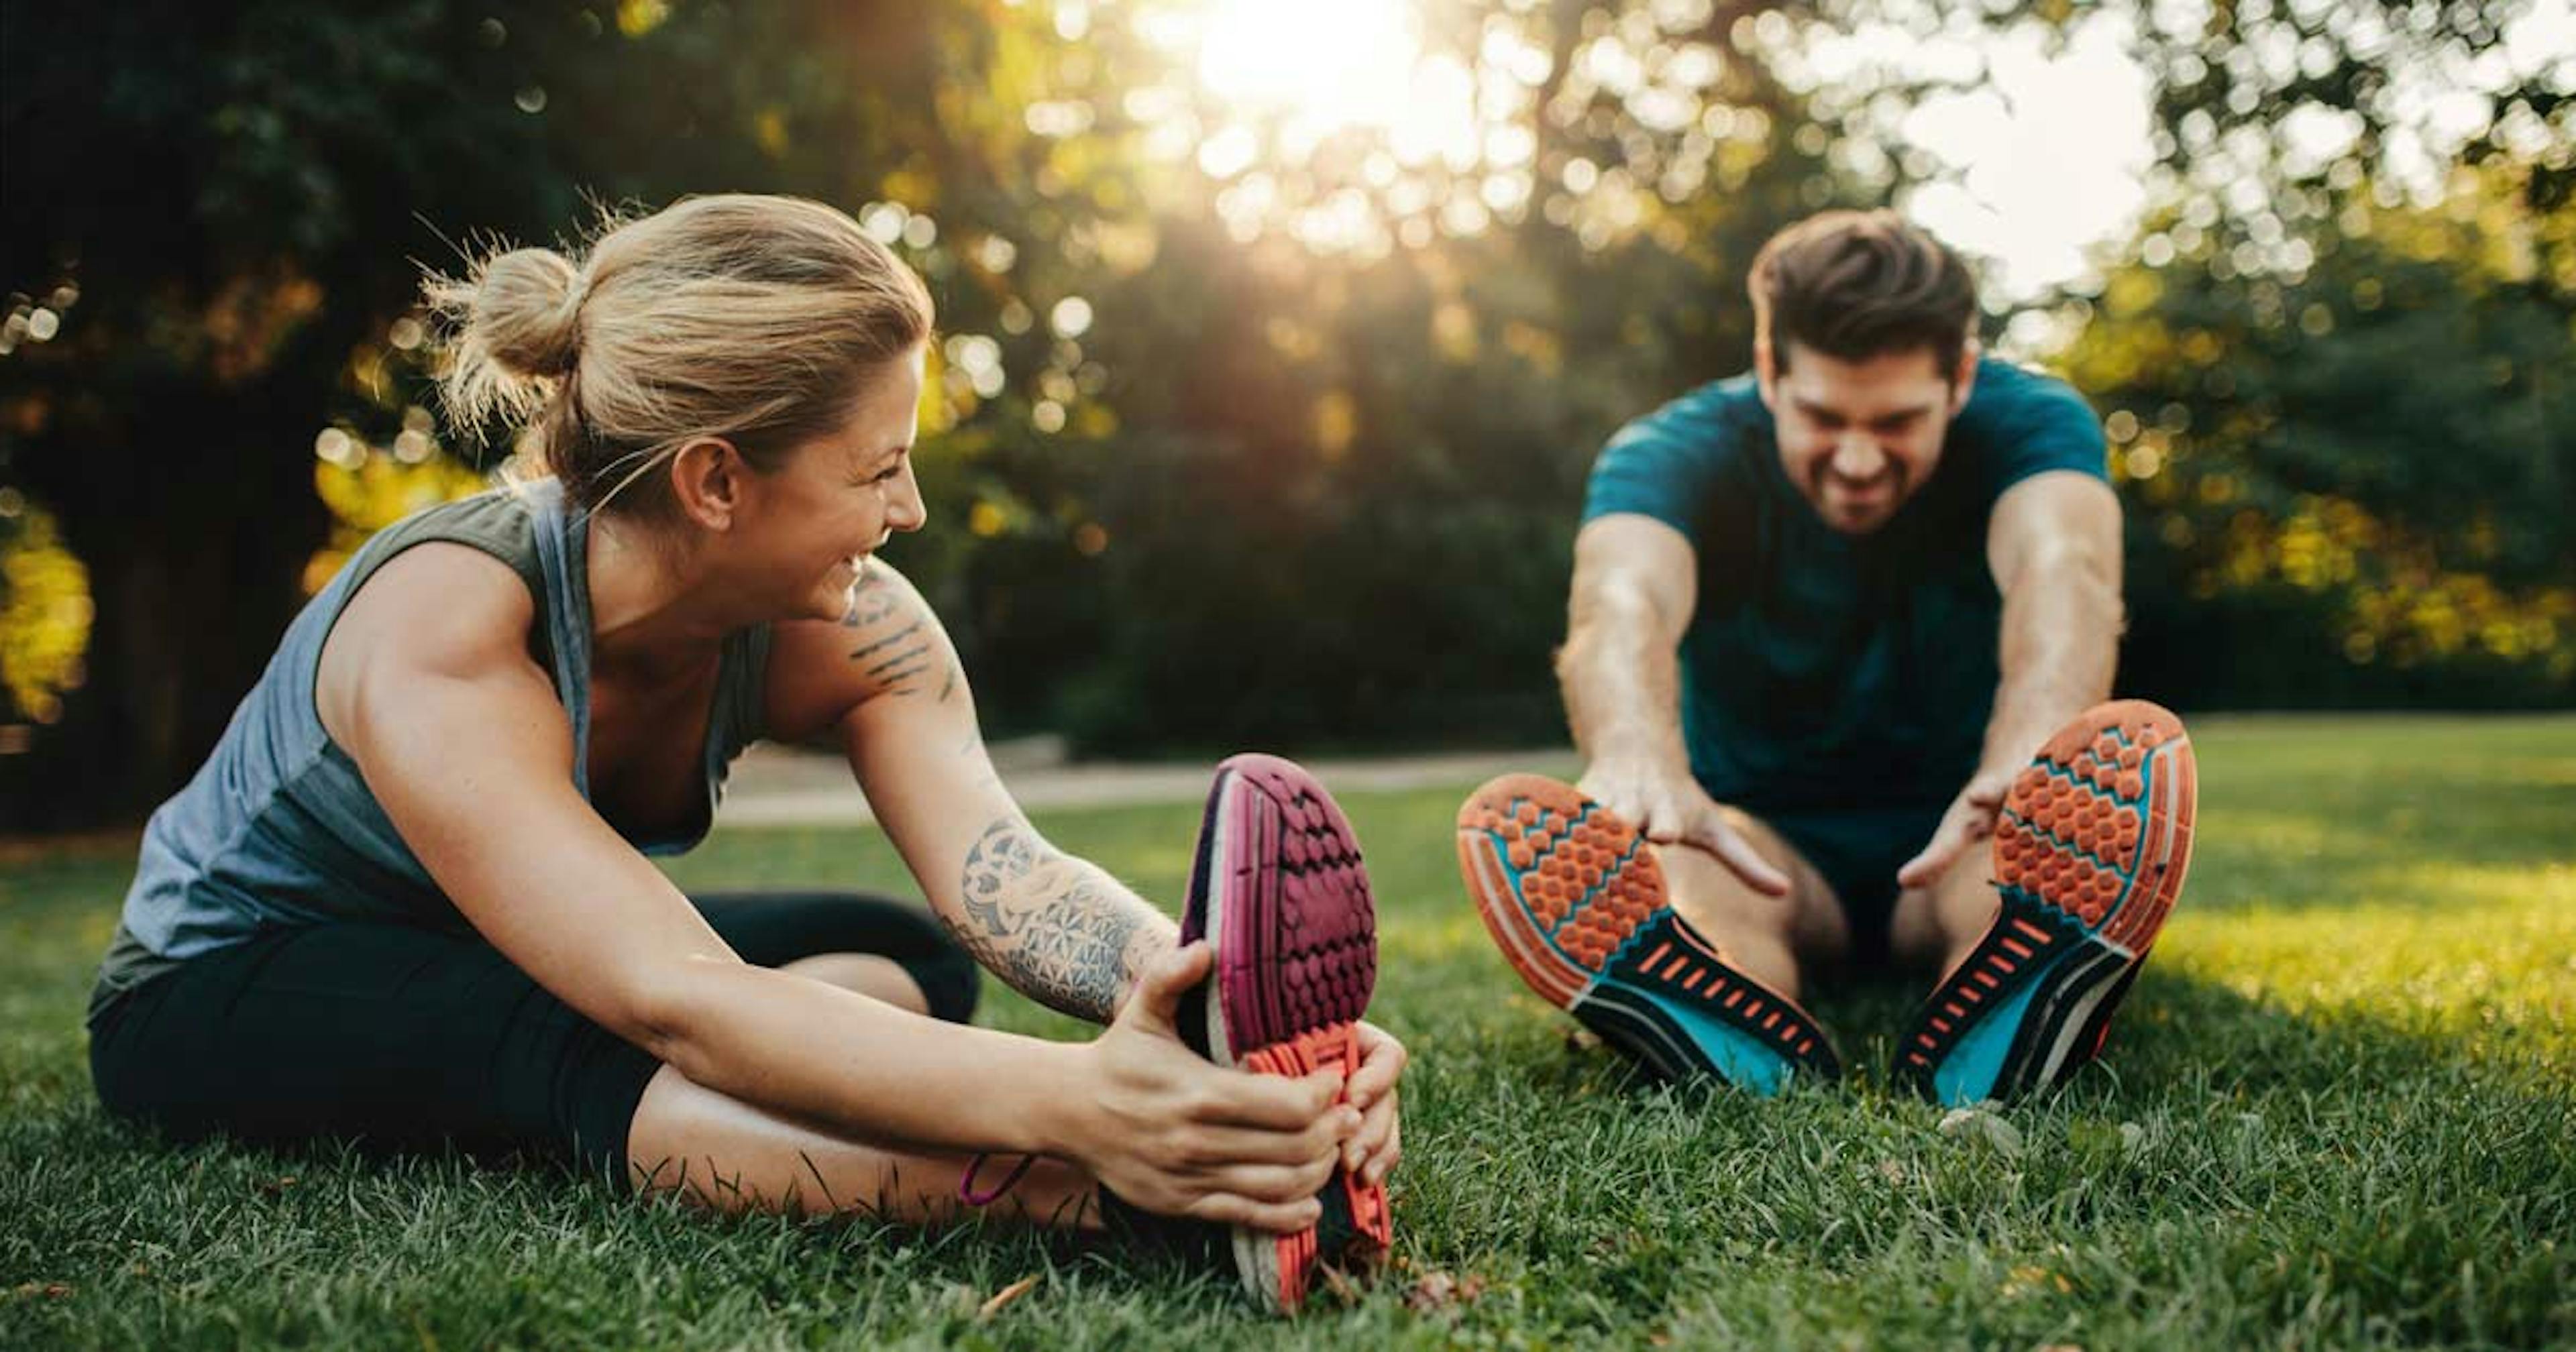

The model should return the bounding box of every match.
[1456,775,1840,1094]
[1893,699,2200,1105]
[1179,753,1392,1312]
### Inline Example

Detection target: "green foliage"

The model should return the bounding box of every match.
[3,716,2573,1345]
[0,500,91,728]
[2066,158,2574,707]
[3,0,2568,824]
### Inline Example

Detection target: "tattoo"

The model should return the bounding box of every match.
[841,608,949,699]
[843,563,904,628]
[847,620,922,663]
[954,818,1159,1021]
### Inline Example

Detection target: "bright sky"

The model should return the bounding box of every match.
[1125,0,2576,301]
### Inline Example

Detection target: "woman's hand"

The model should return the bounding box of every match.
[1059,944,1356,1233]
[1342,1020,1405,1187]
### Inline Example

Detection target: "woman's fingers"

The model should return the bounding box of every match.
[1360,1102,1401,1185]
[1117,940,1211,1037]
[1348,1082,1399,1176]
[1345,1023,1406,1111]
[1183,1065,1342,1130]
[1182,1190,1324,1235]
[1174,1108,1357,1170]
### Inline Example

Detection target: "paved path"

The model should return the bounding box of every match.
[715,742,1581,828]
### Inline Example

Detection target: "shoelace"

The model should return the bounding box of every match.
[957,1151,1037,1206]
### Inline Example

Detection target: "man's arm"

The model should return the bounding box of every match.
[1898,470,2123,886]
[1560,514,1791,895]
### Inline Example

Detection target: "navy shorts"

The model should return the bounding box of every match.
[1758,803,1950,966]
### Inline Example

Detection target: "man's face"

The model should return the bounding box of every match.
[1757,339,1976,536]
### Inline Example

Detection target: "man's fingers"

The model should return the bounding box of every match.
[1894,840,1948,890]
[1896,813,1972,889]
[1696,818,1791,897]
[1634,799,1684,845]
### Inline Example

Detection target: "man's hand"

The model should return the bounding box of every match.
[1895,765,2018,890]
[1578,759,1791,897]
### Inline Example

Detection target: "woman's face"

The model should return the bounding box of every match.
[746,344,929,624]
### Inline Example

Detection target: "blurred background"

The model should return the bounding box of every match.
[1,0,2569,831]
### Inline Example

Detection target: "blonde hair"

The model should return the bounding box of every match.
[426,194,933,517]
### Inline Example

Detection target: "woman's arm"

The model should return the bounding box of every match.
[771,562,1173,1022]
[319,545,1345,1226]
[767,560,1405,1184]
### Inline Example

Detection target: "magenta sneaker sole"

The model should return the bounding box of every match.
[1181,753,1389,1312]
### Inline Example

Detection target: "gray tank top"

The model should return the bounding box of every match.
[89,478,772,1021]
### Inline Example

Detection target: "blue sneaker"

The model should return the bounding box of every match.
[1894,700,2200,1105]
[1456,775,1840,1094]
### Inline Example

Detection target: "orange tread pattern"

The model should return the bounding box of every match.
[1456,774,1661,1006]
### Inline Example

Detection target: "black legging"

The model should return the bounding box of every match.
[88,892,979,1185]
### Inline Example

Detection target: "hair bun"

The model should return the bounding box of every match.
[469,247,585,379]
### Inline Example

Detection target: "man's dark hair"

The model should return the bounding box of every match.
[1748,209,1977,377]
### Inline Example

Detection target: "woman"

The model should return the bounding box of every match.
[85,194,1403,1312]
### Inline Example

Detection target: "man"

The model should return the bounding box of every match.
[1454,210,2198,1105]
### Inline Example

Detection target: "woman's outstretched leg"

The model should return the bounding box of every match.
[623,1064,1097,1227]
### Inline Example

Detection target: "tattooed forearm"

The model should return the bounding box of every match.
[953,818,1173,1021]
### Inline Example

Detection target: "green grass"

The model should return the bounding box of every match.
[5,714,2573,1349]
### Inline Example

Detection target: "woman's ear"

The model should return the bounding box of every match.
[665,437,745,532]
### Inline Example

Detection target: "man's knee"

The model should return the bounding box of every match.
[1655,840,1803,939]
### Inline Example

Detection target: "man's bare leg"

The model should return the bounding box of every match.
[1651,807,1849,999]
[1887,855,2003,982]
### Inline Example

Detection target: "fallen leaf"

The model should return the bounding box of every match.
[1937,1106,2024,1157]
[254,1176,298,1196]
[1405,1270,1458,1312]
[975,1274,1040,1320]
[1405,1270,1484,1313]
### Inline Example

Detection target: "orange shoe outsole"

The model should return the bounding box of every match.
[1894,699,2199,1104]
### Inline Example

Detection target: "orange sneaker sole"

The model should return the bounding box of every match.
[1456,774,1839,1094]
[1895,699,2198,1104]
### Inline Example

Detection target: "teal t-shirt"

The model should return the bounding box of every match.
[1581,357,2107,814]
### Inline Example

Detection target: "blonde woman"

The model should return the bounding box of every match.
[85,195,1401,1312]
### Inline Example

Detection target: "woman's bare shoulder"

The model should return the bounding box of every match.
[317,543,549,742]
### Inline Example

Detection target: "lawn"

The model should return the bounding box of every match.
[4,715,2572,1349]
